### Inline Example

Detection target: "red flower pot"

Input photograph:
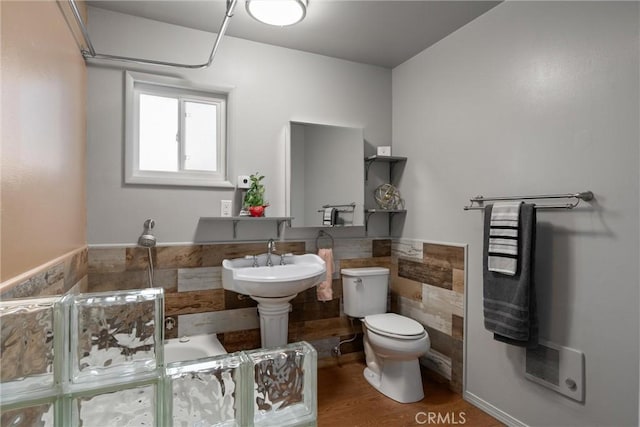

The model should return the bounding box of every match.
[248,205,266,217]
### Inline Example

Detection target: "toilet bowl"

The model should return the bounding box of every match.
[341,267,430,404]
[363,313,430,403]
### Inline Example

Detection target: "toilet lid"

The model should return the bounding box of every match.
[364,313,425,338]
[341,267,389,277]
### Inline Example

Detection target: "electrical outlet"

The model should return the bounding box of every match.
[237,175,251,189]
[221,200,232,217]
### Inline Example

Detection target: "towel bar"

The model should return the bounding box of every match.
[317,202,356,213]
[463,191,593,210]
[321,203,356,209]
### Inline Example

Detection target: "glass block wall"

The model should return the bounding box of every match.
[247,344,317,427]
[0,289,317,427]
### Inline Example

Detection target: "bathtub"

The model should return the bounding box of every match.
[164,333,227,364]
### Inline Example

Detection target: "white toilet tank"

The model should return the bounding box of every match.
[341,267,389,318]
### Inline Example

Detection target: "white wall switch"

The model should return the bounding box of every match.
[221,200,232,217]
[377,146,392,156]
[237,175,251,189]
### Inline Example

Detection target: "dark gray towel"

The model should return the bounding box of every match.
[483,203,538,348]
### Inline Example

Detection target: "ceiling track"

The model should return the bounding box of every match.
[66,0,238,69]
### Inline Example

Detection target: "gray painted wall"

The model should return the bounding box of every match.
[392,2,639,426]
[87,2,639,424]
[86,7,391,244]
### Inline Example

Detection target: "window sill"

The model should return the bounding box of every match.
[126,175,235,188]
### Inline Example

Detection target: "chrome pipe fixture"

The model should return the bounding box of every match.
[138,219,157,288]
[317,202,356,213]
[322,202,356,209]
[138,219,157,248]
[66,0,238,69]
[67,0,96,57]
[266,238,276,267]
[332,317,358,362]
[464,191,594,210]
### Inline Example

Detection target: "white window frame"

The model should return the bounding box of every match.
[125,71,234,188]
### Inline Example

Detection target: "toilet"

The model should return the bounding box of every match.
[341,267,430,403]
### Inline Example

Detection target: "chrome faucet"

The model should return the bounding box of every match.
[266,239,276,267]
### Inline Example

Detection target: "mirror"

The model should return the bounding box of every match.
[286,122,364,228]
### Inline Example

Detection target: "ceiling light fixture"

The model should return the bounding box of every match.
[246,0,308,27]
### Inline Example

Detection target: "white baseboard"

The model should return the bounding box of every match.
[463,391,528,427]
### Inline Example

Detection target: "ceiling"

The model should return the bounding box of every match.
[88,1,501,69]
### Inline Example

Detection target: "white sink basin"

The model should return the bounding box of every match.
[222,253,326,298]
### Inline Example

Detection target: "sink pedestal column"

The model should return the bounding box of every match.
[251,294,298,348]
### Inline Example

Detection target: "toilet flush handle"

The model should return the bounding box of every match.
[355,277,363,290]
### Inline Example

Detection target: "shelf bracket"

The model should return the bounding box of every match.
[388,212,401,235]
[364,159,374,181]
[232,219,239,239]
[389,162,397,182]
[276,219,291,238]
[364,211,376,234]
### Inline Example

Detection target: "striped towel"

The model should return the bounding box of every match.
[488,202,523,276]
[322,208,336,226]
[483,203,538,347]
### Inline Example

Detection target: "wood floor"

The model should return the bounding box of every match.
[317,361,503,427]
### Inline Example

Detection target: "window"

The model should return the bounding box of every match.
[125,71,233,187]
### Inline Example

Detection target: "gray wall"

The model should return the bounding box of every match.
[392,2,639,426]
[86,7,391,244]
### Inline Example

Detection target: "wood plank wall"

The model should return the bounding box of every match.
[391,240,466,393]
[1,238,466,394]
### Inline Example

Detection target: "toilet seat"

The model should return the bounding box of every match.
[364,313,426,340]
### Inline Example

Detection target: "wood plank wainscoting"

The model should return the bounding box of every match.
[84,237,466,391]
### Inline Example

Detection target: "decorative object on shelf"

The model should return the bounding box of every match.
[364,155,407,235]
[248,206,266,217]
[243,172,269,217]
[377,146,392,156]
[374,184,405,210]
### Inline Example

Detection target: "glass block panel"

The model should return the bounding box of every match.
[165,352,250,427]
[70,289,164,387]
[72,382,157,427]
[246,342,317,427]
[0,400,56,427]
[0,296,61,402]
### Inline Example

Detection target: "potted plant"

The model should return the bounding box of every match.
[243,172,268,217]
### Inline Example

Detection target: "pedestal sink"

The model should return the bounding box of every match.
[222,253,326,348]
